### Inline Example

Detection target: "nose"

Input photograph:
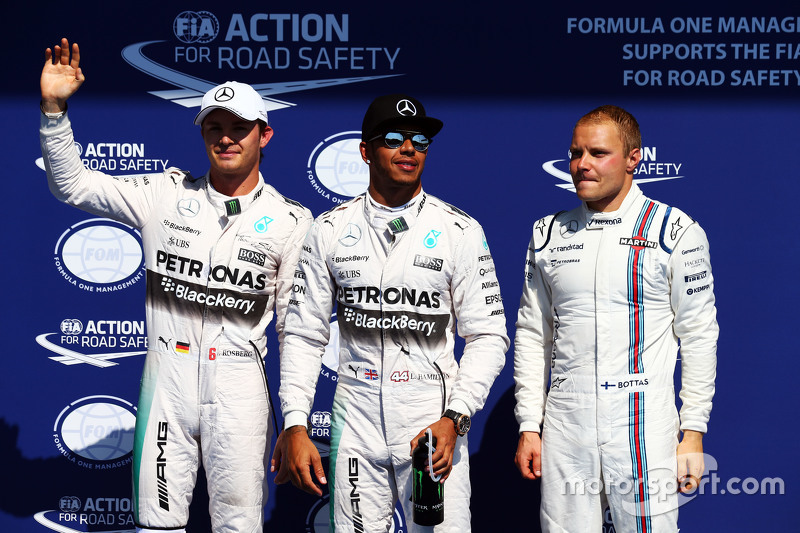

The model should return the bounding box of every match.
[576,152,591,171]
[219,132,235,146]
[399,138,416,154]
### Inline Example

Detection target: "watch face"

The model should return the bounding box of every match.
[457,415,471,435]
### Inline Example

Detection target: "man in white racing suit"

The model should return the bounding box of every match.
[272,94,509,531]
[40,39,312,533]
[513,105,718,532]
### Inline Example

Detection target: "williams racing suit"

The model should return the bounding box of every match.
[40,113,312,533]
[279,191,509,532]
[514,184,718,533]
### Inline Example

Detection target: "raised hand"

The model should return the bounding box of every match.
[41,38,85,113]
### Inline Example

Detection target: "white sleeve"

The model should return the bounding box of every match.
[448,225,510,416]
[40,113,166,228]
[279,220,335,428]
[513,230,552,434]
[670,222,718,433]
[274,209,313,349]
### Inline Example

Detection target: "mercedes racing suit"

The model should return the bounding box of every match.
[40,113,312,533]
[514,184,718,533]
[279,192,509,532]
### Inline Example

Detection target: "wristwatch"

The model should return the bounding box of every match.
[442,409,471,436]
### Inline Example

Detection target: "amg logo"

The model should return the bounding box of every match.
[238,248,266,266]
[349,457,364,532]
[619,237,657,249]
[413,254,443,271]
[156,421,169,511]
[684,271,708,283]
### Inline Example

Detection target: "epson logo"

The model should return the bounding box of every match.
[413,254,443,271]
[337,286,441,309]
[238,248,266,267]
[485,293,503,305]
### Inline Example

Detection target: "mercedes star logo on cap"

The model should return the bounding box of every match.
[396,99,417,116]
[215,86,235,102]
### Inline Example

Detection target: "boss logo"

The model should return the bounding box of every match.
[238,248,266,266]
[413,254,443,271]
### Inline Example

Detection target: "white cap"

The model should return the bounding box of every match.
[194,81,269,126]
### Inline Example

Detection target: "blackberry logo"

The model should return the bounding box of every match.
[161,277,177,292]
[341,306,439,337]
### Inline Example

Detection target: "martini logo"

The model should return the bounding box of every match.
[53,395,137,470]
[307,131,369,204]
[542,146,685,191]
[36,318,147,368]
[53,219,145,292]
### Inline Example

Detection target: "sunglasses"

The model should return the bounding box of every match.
[368,130,432,152]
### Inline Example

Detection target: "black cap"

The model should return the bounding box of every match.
[361,94,444,141]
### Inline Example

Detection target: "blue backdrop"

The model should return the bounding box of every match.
[3,1,796,531]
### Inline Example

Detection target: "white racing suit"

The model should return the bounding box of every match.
[279,192,509,532]
[40,113,312,532]
[514,184,718,533]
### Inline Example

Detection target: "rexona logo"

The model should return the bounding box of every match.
[52,395,137,470]
[542,146,685,191]
[54,219,145,292]
[307,131,369,203]
[121,11,402,112]
[34,494,135,533]
[36,318,147,368]
[35,139,170,174]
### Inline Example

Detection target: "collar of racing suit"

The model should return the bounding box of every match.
[581,182,643,228]
[203,173,266,219]
[364,189,427,231]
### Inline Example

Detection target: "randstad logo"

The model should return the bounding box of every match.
[307,131,369,204]
[542,146,685,191]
